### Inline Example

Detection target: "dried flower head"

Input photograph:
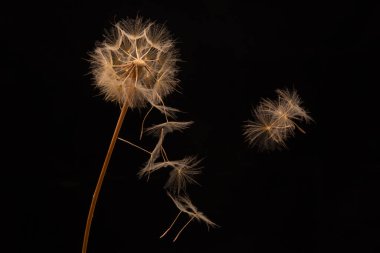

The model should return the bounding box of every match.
[90,17,179,108]
[243,88,311,150]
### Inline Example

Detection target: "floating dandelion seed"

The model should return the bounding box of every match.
[138,154,202,194]
[145,121,194,136]
[276,89,312,122]
[137,129,166,179]
[160,192,218,242]
[243,88,312,150]
[164,157,203,194]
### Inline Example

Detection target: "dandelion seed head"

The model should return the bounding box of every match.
[90,17,179,108]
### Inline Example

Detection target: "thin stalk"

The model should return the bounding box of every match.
[82,99,129,253]
[160,211,182,238]
[161,147,169,162]
[293,121,306,134]
[139,106,154,140]
[118,137,152,154]
[173,217,194,242]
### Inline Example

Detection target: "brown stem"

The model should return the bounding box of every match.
[82,100,129,253]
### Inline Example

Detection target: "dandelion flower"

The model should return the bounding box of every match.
[90,17,179,109]
[83,17,180,253]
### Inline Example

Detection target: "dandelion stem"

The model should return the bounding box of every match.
[118,137,152,154]
[173,216,195,242]
[82,99,129,253]
[160,211,182,238]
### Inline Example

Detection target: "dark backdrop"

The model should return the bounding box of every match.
[5,1,379,252]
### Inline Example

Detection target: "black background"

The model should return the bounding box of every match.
[5,1,380,252]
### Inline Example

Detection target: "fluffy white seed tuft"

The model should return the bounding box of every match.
[90,17,179,108]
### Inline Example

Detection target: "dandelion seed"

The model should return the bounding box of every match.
[138,156,202,194]
[163,192,217,241]
[145,121,194,136]
[164,156,202,194]
[276,88,312,122]
[243,106,288,150]
[151,104,181,119]
[167,192,217,229]
[243,88,311,150]
[138,129,165,179]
